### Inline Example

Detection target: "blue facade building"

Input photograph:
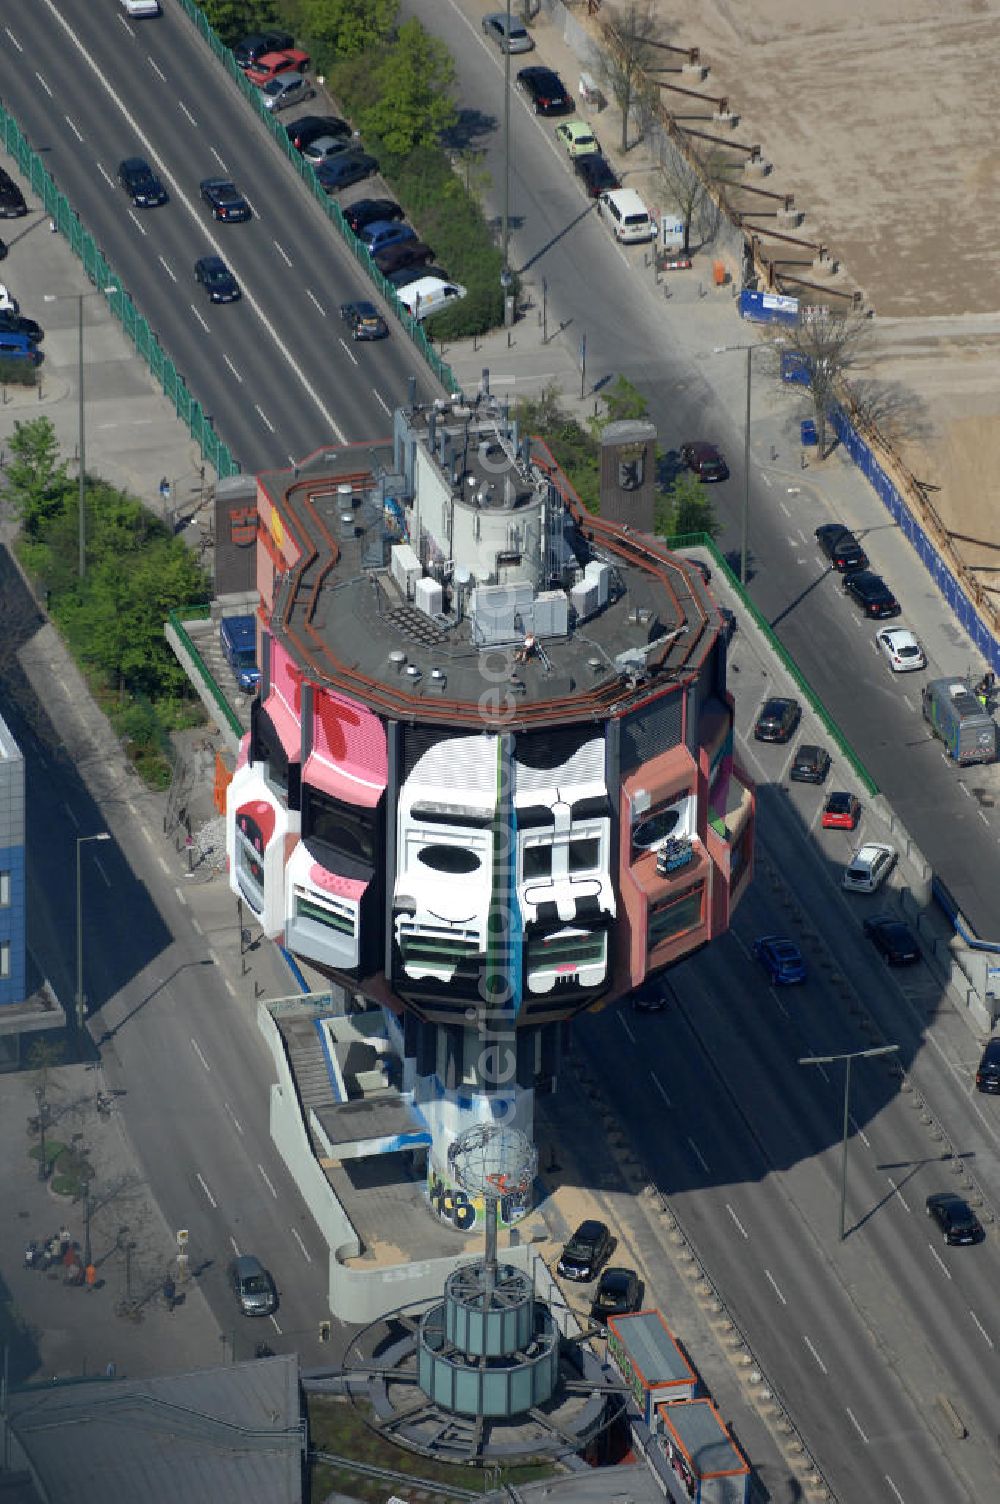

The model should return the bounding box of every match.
[0,710,26,1007]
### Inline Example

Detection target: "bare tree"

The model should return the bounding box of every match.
[600,3,665,153]
[782,307,873,457]
[655,140,723,254]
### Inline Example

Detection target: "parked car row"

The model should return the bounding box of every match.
[0,269,44,366]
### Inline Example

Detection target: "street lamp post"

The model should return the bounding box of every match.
[713,341,783,588]
[43,287,117,579]
[500,0,513,327]
[799,1044,899,1241]
[75,832,111,1034]
[82,1176,93,1267]
[34,1085,49,1182]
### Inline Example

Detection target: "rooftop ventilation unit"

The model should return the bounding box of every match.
[389,650,407,673]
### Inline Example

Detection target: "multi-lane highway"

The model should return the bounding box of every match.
[3,0,439,467]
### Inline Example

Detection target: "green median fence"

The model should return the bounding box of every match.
[0,103,239,480]
[666,532,879,797]
[174,0,458,397]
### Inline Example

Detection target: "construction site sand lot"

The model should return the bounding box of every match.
[651,0,1000,592]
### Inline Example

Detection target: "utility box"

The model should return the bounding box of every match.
[390,543,421,601]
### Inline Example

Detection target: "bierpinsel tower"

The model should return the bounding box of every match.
[226,379,754,1223]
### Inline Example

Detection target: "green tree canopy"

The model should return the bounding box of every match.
[664,472,722,538]
[1,418,70,540]
[295,0,398,61]
[361,18,457,156]
[199,0,281,45]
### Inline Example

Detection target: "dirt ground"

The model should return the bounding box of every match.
[651,0,1000,596]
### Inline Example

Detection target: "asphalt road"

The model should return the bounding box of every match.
[406,0,1000,941]
[3,0,439,469]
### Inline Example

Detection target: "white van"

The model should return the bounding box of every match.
[119,0,161,15]
[597,187,655,244]
[396,277,467,321]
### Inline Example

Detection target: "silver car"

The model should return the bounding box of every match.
[303,135,355,165]
[258,73,314,114]
[230,1253,277,1316]
[482,12,535,53]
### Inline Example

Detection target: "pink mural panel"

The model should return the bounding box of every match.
[304,690,387,808]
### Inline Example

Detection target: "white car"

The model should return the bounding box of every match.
[875,626,926,673]
[396,277,467,322]
[843,842,897,894]
[0,283,17,313]
[119,0,161,16]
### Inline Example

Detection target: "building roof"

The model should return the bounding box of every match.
[659,1398,748,1479]
[7,1356,303,1504]
[259,404,720,731]
[608,1310,696,1389]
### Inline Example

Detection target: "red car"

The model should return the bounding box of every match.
[245,49,309,86]
[821,791,861,830]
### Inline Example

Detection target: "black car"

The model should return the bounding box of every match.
[0,310,43,343]
[373,240,434,276]
[342,197,404,235]
[233,29,294,69]
[815,523,867,573]
[315,152,378,192]
[753,697,801,743]
[516,65,572,114]
[0,167,27,218]
[975,1036,1000,1093]
[384,264,449,289]
[790,743,831,784]
[843,570,899,619]
[195,255,241,303]
[557,1220,614,1281]
[591,1266,642,1321]
[200,178,252,222]
[862,915,920,966]
[117,156,168,208]
[340,300,388,340]
[680,441,729,482]
[573,152,620,198]
[284,114,352,151]
[926,1192,983,1246]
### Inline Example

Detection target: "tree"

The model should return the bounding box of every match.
[668,472,722,538]
[362,19,457,155]
[600,2,665,153]
[1,418,69,540]
[295,0,398,62]
[199,0,280,45]
[655,141,722,254]
[782,307,872,457]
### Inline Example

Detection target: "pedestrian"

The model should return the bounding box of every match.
[59,1226,71,1255]
[162,1275,176,1312]
[85,1262,97,1288]
[105,1362,116,1379]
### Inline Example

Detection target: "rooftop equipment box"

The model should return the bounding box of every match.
[606,1309,697,1427]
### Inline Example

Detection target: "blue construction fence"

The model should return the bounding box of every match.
[831,408,1000,678]
[173,0,457,395]
[0,104,240,479]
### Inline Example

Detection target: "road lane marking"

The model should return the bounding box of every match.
[338,338,358,366]
[291,1227,312,1262]
[885,1476,905,1504]
[255,404,275,433]
[259,1164,278,1198]
[190,1037,211,1073]
[211,146,227,170]
[4,27,23,52]
[763,1268,786,1305]
[178,101,198,127]
[230,1235,240,1256]
[886,1176,910,1212]
[224,1102,244,1135]
[845,1406,869,1443]
[958,781,972,800]
[64,115,83,142]
[98,162,116,189]
[902,693,914,713]
[36,72,53,97]
[269,1314,283,1333]
[373,390,391,416]
[726,1203,748,1239]
[980,809,990,825]
[158,855,169,873]
[64,803,80,828]
[148,57,166,82]
[306,289,326,315]
[650,1072,672,1107]
[225,976,236,996]
[223,353,242,382]
[158,255,177,283]
[127,208,148,235]
[190,304,210,334]
[274,239,292,266]
[619,1012,635,1044]
[687,1136,709,1173]
[196,1172,217,1209]
[928,1243,952,1280]
[969,1310,993,1348]
[803,1335,827,1374]
[94,857,111,887]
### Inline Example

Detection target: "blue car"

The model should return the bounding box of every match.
[752,935,806,985]
[361,220,415,255]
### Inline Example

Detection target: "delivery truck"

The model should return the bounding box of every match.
[921,676,997,765]
[219,614,261,692]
